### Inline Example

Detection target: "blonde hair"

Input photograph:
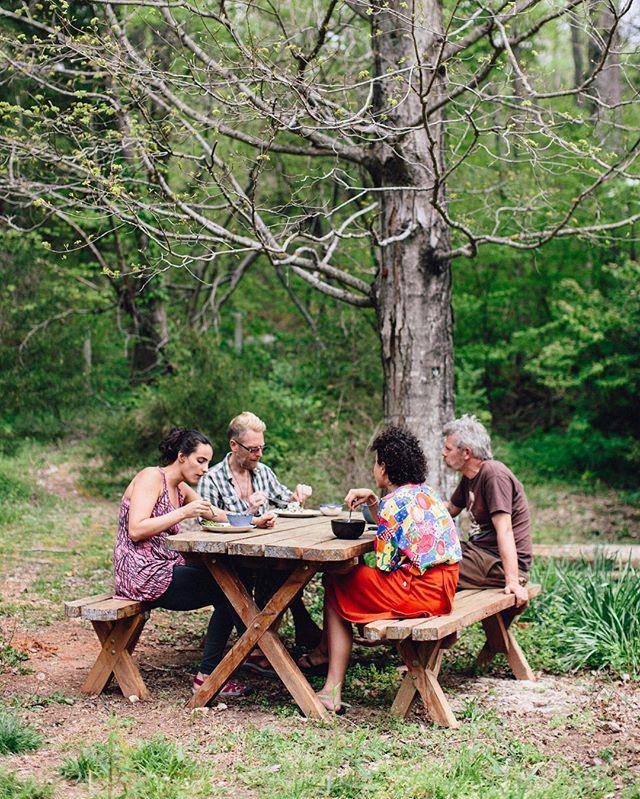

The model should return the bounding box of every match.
[228,411,266,441]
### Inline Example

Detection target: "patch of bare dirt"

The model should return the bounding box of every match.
[2,610,639,797]
[535,490,640,543]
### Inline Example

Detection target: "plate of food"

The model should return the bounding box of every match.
[274,502,321,518]
[200,520,256,533]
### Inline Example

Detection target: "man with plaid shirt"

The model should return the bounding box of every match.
[197,412,321,666]
[197,411,312,521]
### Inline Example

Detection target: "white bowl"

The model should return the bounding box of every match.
[319,504,342,516]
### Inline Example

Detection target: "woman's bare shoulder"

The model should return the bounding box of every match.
[124,467,163,499]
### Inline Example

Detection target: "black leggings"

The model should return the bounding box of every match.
[148,565,245,675]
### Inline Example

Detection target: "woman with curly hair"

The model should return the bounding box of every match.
[314,426,461,713]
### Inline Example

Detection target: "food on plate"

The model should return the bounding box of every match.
[201,519,231,529]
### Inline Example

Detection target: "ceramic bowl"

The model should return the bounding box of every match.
[361,503,376,525]
[319,503,343,516]
[227,512,254,527]
[331,519,366,539]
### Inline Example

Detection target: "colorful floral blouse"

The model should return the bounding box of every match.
[376,483,461,575]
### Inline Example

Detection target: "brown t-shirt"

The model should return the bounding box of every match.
[450,460,532,572]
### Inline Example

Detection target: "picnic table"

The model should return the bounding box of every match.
[166,515,375,720]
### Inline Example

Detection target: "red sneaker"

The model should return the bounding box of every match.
[192,674,252,699]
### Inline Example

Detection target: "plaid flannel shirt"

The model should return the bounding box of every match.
[197,453,293,515]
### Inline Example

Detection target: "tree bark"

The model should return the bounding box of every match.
[370,1,455,494]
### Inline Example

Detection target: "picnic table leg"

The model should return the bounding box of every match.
[190,557,329,720]
[81,613,149,699]
[393,639,459,728]
[476,613,535,680]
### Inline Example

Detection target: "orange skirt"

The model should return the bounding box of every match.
[323,563,459,624]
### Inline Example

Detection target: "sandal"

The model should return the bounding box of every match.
[297,652,329,676]
[241,653,276,677]
[192,674,253,699]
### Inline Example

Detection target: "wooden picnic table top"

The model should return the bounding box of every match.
[166,514,376,562]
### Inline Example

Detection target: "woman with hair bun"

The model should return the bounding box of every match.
[113,427,250,698]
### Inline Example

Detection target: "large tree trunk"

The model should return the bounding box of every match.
[370,1,455,495]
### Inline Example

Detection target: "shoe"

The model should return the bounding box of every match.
[242,653,276,677]
[192,674,253,699]
[297,652,329,676]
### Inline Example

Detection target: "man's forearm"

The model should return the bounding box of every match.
[493,514,520,584]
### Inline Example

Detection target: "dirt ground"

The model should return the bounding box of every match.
[1,457,639,796]
[2,614,639,796]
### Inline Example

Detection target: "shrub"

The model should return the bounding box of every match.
[554,562,640,676]
[499,421,640,488]
[520,558,640,678]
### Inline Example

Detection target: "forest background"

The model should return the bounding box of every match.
[0,0,639,497]
[1,4,640,797]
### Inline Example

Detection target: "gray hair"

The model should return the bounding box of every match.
[228,411,266,441]
[442,414,493,461]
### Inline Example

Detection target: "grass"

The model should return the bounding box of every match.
[195,721,631,799]
[54,720,637,799]
[0,708,43,755]
[0,440,113,625]
[0,769,53,799]
[60,733,212,798]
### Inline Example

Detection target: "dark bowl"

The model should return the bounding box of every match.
[331,519,366,539]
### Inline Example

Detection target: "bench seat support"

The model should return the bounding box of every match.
[363,585,541,727]
[65,595,150,700]
[393,633,460,727]
[81,613,150,700]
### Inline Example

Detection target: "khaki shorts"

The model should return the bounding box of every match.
[458,540,529,591]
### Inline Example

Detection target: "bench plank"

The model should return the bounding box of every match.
[412,583,541,641]
[364,589,486,642]
[64,593,114,618]
[66,596,146,621]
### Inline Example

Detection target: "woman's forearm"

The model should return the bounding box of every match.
[128,507,186,541]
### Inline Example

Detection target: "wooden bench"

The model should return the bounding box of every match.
[64,593,150,700]
[363,583,542,728]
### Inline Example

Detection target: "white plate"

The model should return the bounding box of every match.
[200,523,256,533]
[274,509,322,518]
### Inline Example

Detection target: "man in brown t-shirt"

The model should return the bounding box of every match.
[442,415,532,608]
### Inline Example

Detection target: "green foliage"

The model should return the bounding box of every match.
[0,769,53,799]
[91,313,381,500]
[499,421,640,489]
[0,457,39,524]
[224,722,618,799]
[554,563,640,676]
[523,261,640,435]
[59,741,112,782]
[0,708,43,755]
[9,693,74,709]
[0,643,30,675]
[520,558,640,678]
